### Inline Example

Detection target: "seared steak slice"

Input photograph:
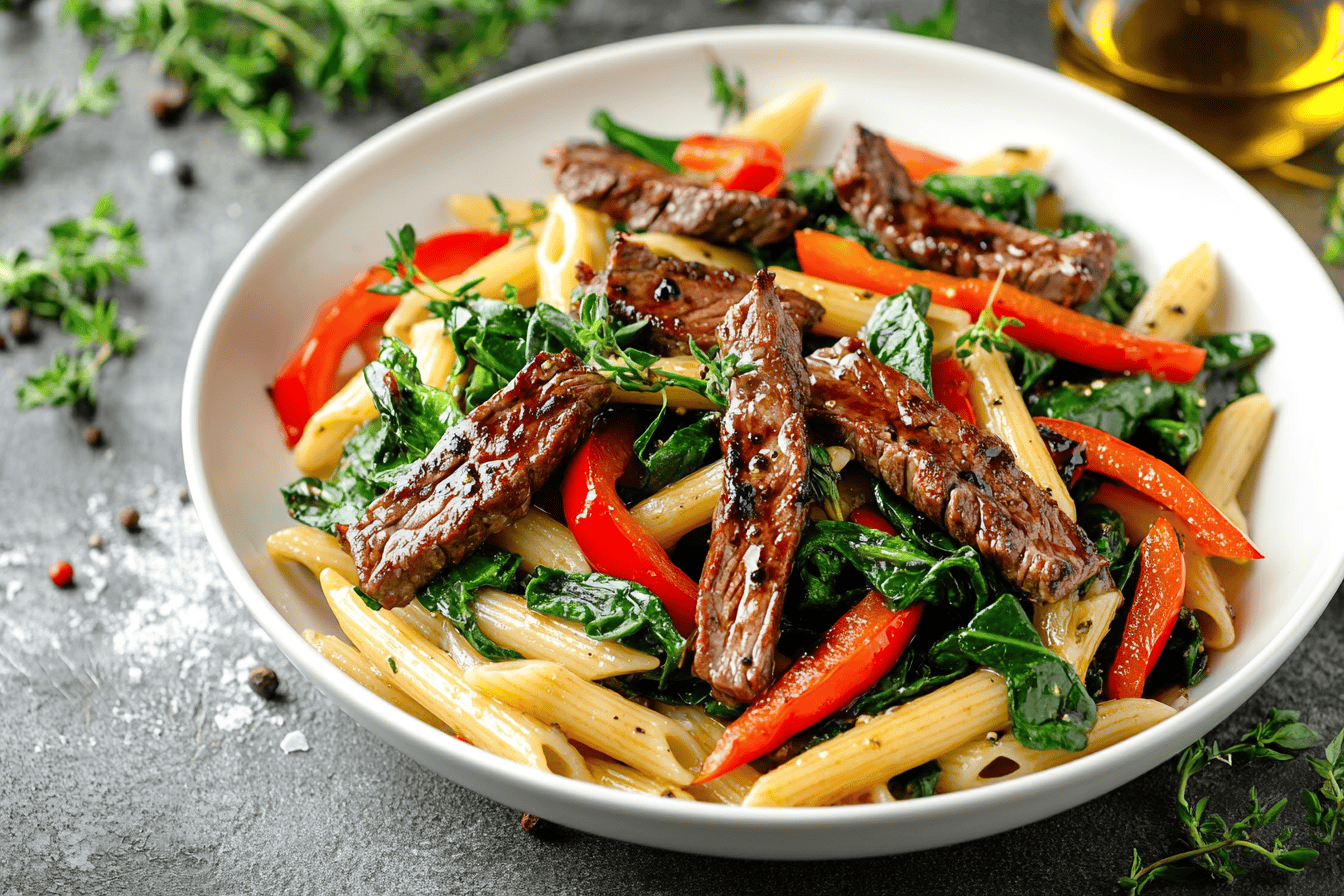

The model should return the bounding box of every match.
[576,235,824,353]
[545,142,807,247]
[832,125,1116,307]
[342,351,610,608]
[806,338,1104,602]
[694,272,812,703]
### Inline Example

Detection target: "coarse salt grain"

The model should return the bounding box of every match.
[280,731,310,754]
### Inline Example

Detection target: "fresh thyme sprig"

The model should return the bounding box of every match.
[709,58,747,127]
[889,0,959,40]
[3,193,145,411]
[488,194,547,244]
[1,50,118,178]
[1120,709,1333,894]
[954,307,1024,359]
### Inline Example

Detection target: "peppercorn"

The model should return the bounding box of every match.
[118,506,140,531]
[87,534,103,549]
[9,308,31,341]
[83,426,103,447]
[248,666,280,700]
[0,333,6,350]
[174,160,195,187]
[148,80,189,124]
[48,560,74,588]
[520,813,548,836]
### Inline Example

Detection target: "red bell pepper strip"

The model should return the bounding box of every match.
[884,137,958,182]
[1034,417,1261,560]
[561,417,699,635]
[1106,517,1187,699]
[695,593,922,782]
[673,134,787,197]
[269,229,509,447]
[932,357,976,426]
[794,230,1207,383]
[693,505,916,783]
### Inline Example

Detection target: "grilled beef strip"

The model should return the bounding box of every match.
[341,351,611,608]
[575,235,824,353]
[694,272,813,704]
[544,142,807,247]
[805,338,1106,603]
[832,124,1116,308]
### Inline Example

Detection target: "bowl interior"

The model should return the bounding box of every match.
[184,25,1344,859]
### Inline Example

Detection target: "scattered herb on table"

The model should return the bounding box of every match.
[1,51,118,178]
[889,0,959,40]
[61,0,571,157]
[1120,709,1344,893]
[1,193,145,412]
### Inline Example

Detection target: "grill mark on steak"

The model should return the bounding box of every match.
[805,338,1105,603]
[694,272,812,704]
[342,351,611,608]
[544,142,807,247]
[576,235,824,353]
[832,124,1116,307]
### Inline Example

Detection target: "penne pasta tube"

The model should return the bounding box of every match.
[835,783,898,805]
[319,569,591,780]
[303,628,447,729]
[630,460,723,549]
[1184,548,1235,650]
[393,601,489,670]
[463,660,700,786]
[536,193,609,312]
[964,346,1076,520]
[1125,243,1218,341]
[936,698,1175,791]
[1183,393,1272,529]
[723,80,825,152]
[267,525,358,583]
[624,232,755,274]
[655,702,761,805]
[1034,581,1121,675]
[473,588,661,680]
[743,670,1010,807]
[952,146,1050,176]
[585,755,697,800]
[609,356,718,411]
[447,193,543,231]
[488,507,592,574]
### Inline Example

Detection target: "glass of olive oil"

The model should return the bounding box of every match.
[1051,0,1344,169]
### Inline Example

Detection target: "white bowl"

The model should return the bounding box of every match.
[182,25,1344,859]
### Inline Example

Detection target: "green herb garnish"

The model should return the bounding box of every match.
[889,0,958,40]
[955,307,1024,359]
[1,50,118,178]
[709,58,747,126]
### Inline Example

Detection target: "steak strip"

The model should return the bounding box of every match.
[545,142,807,247]
[342,351,610,608]
[694,272,812,704]
[576,235,824,353]
[805,338,1105,602]
[832,124,1116,307]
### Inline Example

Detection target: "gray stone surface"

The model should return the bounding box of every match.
[2,1,1342,893]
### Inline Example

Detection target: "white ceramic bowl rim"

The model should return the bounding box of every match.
[183,24,1344,852]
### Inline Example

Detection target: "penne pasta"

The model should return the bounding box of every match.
[1184,548,1236,650]
[655,703,761,805]
[1125,243,1219,341]
[393,601,489,670]
[625,232,755,274]
[585,755,697,800]
[320,568,591,780]
[267,525,357,583]
[723,80,826,152]
[1183,393,1272,532]
[535,193,609,312]
[464,660,700,786]
[488,506,592,574]
[473,588,661,680]
[952,146,1050,176]
[303,628,447,729]
[743,670,1010,807]
[609,356,718,411]
[447,193,543,231]
[936,698,1175,791]
[630,459,724,549]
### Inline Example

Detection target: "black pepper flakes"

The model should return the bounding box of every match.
[248,666,280,700]
[118,506,140,531]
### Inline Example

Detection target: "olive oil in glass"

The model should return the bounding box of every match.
[1051,0,1344,169]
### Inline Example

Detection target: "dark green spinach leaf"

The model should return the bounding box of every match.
[922,170,1052,227]
[417,546,523,662]
[590,109,683,173]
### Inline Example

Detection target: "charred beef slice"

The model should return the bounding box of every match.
[694,271,812,704]
[544,142,807,247]
[342,351,610,608]
[576,235,824,353]
[832,124,1116,307]
[805,338,1105,603]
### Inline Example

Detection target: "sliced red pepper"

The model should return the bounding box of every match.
[848,505,898,536]
[794,229,1207,383]
[561,417,699,635]
[1034,417,1261,560]
[673,134,787,197]
[696,593,922,782]
[1106,517,1187,699]
[884,137,958,182]
[269,229,508,447]
[932,357,976,426]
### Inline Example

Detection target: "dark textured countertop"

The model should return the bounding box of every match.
[2,1,1343,893]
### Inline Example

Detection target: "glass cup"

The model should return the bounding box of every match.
[1050,0,1344,169]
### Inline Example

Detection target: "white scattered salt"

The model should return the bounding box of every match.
[0,549,28,568]
[85,575,107,603]
[147,149,176,177]
[280,731,310,754]
[214,703,254,732]
[5,581,21,602]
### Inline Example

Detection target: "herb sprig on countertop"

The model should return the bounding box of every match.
[1121,709,1344,893]
[2,193,145,411]
[61,0,571,157]
[0,51,118,178]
